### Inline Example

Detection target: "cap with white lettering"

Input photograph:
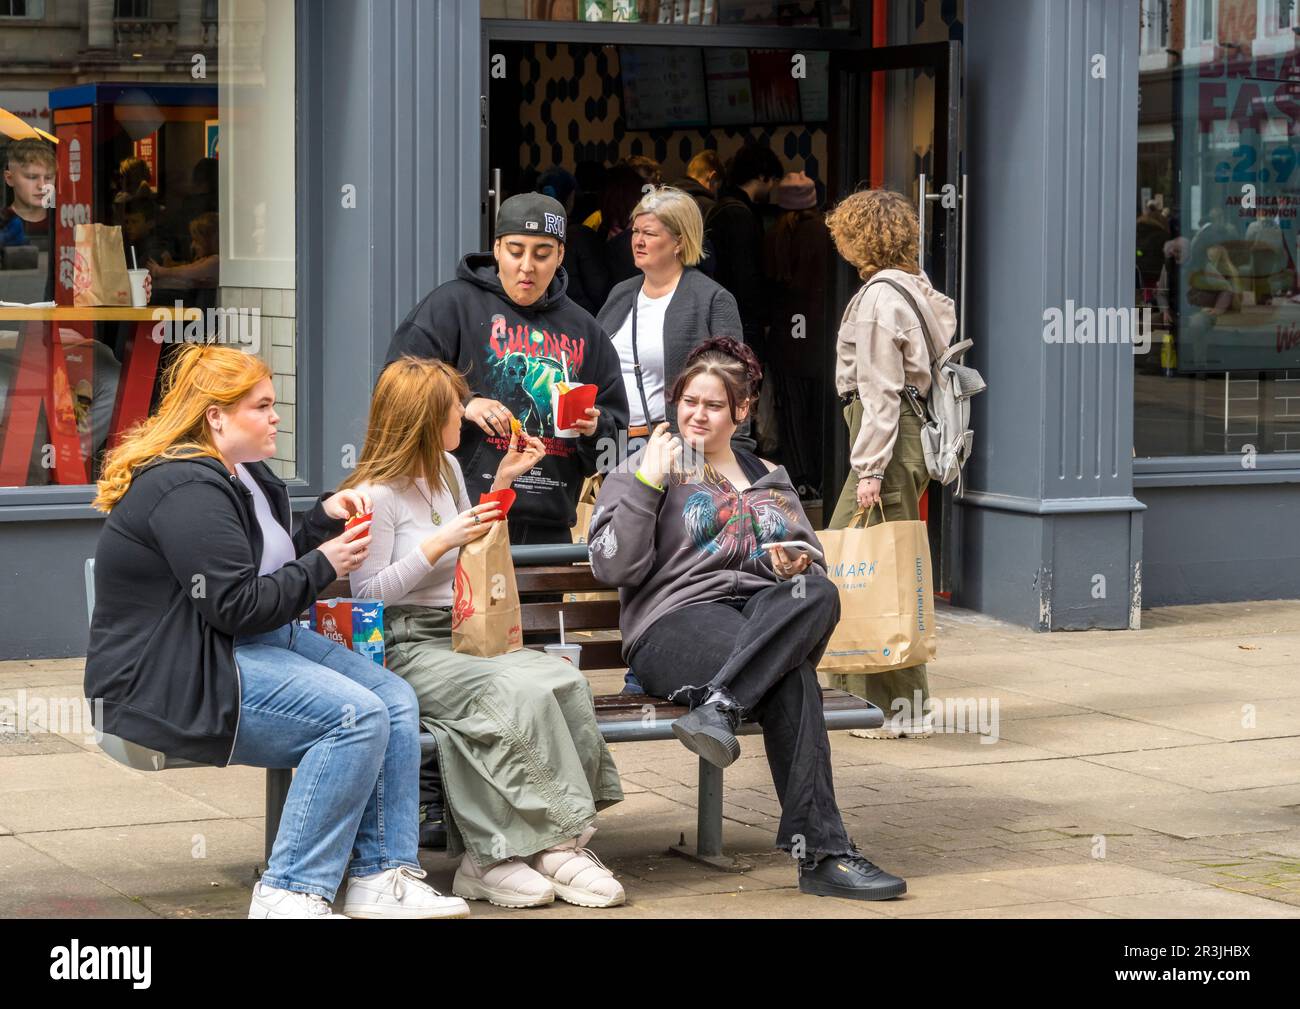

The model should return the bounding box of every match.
[494,193,567,245]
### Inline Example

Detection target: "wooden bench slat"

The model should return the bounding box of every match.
[521,600,621,632]
[516,565,606,594]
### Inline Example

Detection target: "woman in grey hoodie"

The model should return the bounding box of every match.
[588,337,907,902]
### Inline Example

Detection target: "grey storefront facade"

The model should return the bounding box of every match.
[0,0,1295,660]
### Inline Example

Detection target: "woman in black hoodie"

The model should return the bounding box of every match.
[86,345,468,920]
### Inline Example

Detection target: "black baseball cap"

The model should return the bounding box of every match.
[495,193,567,245]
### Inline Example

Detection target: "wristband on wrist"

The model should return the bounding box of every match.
[635,469,665,493]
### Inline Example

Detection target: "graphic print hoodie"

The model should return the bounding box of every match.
[586,446,827,660]
[386,253,629,530]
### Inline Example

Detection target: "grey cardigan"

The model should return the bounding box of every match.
[596,267,744,418]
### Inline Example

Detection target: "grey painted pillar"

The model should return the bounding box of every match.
[957,0,1144,630]
[299,0,482,494]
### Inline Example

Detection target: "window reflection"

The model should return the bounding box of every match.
[1136,0,1300,457]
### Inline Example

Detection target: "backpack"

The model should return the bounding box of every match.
[866,277,987,495]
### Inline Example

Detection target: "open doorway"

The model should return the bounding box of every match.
[481,16,963,584]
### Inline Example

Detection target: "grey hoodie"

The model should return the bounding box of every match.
[833,268,956,476]
[587,447,827,659]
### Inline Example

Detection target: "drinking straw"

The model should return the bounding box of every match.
[559,610,566,647]
[131,246,138,270]
[561,349,571,385]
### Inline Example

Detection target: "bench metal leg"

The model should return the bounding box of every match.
[667,757,751,873]
[260,768,293,876]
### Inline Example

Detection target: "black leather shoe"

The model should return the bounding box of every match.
[418,802,447,851]
[671,697,741,768]
[798,850,907,901]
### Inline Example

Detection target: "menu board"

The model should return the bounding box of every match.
[747,49,801,124]
[799,50,830,122]
[619,46,708,130]
[704,48,754,126]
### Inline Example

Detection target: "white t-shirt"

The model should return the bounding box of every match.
[235,464,298,575]
[349,454,471,609]
[610,284,675,426]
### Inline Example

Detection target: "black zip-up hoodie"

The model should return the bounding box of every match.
[85,457,343,765]
[385,254,629,530]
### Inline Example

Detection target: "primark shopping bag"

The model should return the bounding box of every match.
[451,516,524,658]
[818,505,936,672]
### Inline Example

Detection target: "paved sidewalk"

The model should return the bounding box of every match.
[2,598,1298,919]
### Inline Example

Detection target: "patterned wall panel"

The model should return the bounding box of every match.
[516,43,828,185]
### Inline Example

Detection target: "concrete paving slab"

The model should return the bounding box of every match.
[1088,737,1300,793]
[995,712,1220,756]
[19,819,267,918]
[921,756,1197,806]
[840,732,1061,769]
[1165,635,1300,669]
[903,900,1118,918]
[0,835,160,918]
[0,752,230,833]
[1074,887,1300,918]
[1077,795,1300,839]
[1108,696,1300,742]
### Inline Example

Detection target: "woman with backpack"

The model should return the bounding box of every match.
[825,189,957,738]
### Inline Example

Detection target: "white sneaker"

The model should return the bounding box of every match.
[531,827,625,908]
[852,714,934,739]
[342,865,470,919]
[248,881,349,919]
[453,853,555,908]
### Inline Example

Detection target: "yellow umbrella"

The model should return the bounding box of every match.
[0,106,58,144]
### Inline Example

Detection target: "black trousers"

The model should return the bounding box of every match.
[628,576,854,860]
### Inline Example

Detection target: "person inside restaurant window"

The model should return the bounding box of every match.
[588,337,908,902]
[825,189,957,738]
[385,192,628,545]
[0,138,55,251]
[343,355,626,910]
[147,211,219,290]
[86,344,468,920]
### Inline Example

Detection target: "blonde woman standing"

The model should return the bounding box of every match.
[597,186,743,447]
[824,190,957,738]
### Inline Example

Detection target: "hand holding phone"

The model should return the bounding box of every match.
[763,540,824,563]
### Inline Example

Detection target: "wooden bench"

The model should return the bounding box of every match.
[86,546,885,874]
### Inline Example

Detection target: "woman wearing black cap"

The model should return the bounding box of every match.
[386,192,630,546]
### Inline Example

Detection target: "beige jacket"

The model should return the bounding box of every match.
[834,269,957,477]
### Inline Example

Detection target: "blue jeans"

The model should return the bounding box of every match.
[231,622,421,900]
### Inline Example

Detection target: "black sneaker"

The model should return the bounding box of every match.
[798,850,907,901]
[418,802,447,851]
[671,701,741,769]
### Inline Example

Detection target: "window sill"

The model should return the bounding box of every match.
[1133,454,1300,487]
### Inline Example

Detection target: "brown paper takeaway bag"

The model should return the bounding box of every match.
[72,223,132,307]
[451,517,524,658]
[818,506,936,672]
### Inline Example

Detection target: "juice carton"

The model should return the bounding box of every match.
[313,598,386,667]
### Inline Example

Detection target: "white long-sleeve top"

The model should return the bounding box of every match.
[350,454,471,608]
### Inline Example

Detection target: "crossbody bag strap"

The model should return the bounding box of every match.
[629,292,658,427]
[871,277,940,367]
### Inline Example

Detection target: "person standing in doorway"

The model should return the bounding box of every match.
[596,186,742,456]
[825,189,956,738]
[705,142,783,356]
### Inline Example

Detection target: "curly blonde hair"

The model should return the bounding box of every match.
[824,189,920,280]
